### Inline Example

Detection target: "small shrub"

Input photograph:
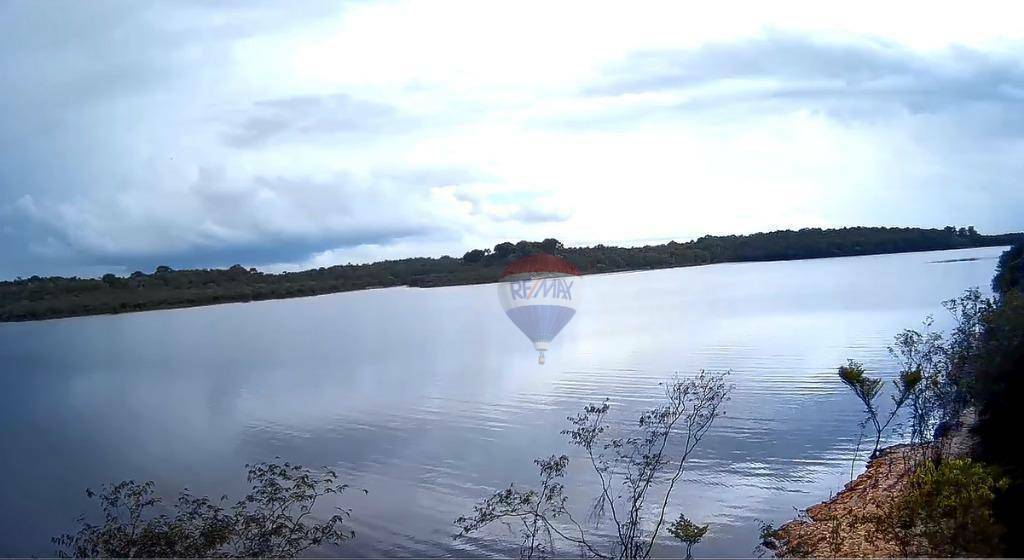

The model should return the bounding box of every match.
[52,461,360,558]
[667,514,708,560]
[886,458,1007,556]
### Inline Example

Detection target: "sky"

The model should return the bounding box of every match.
[2,0,1023,279]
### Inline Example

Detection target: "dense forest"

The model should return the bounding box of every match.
[2,226,1021,322]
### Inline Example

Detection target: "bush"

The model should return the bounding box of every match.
[53,461,360,558]
[972,289,1024,554]
[886,458,1007,556]
[668,514,708,560]
[992,243,1024,296]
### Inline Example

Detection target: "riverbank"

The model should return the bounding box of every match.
[774,244,1024,557]
[772,411,978,557]
[772,444,926,557]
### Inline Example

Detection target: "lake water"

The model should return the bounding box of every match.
[0,246,1006,557]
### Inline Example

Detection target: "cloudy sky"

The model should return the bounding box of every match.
[2,0,1023,279]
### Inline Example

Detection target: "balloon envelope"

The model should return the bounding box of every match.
[497,255,580,364]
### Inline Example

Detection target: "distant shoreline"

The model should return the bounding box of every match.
[3,227,1021,323]
[0,245,1007,326]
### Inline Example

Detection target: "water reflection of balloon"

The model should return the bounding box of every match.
[497,254,580,364]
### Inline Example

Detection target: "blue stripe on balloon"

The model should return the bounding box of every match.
[504,305,576,344]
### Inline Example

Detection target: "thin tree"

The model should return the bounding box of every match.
[838,360,919,458]
[668,514,708,560]
[456,371,731,559]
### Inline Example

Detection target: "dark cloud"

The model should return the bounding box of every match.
[223,94,415,149]
[0,168,471,279]
[96,225,432,274]
[1,223,427,279]
[0,2,457,279]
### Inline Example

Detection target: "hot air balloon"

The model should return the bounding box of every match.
[497,254,580,364]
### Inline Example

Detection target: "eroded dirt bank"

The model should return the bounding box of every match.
[773,412,976,557]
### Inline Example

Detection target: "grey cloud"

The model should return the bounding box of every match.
[0,1,352,206]
[591,35,919,93]
[0,1,455,279]
[374,167,486,188]
[508,206,571,224]
[583,34,1024,123]
[1,1,341,112]
[223,94,414,149]
[451,190,482,213]
[441,187,570,224]
[561,34,1024,236]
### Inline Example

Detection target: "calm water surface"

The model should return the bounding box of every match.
[0,247,1006,557]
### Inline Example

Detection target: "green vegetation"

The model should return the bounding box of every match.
[807,241,1024,557]
[973,248,1024,555]
[881,458,1007,557]
[992,241,1024,295]
[3,226,1021,322]
[668,514,708,560]
[53,461,360,558]
[837,359,919,458]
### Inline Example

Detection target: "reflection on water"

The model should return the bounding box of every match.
[0,247,1005,557]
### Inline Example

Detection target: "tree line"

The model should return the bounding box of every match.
[3,226,1021,322]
